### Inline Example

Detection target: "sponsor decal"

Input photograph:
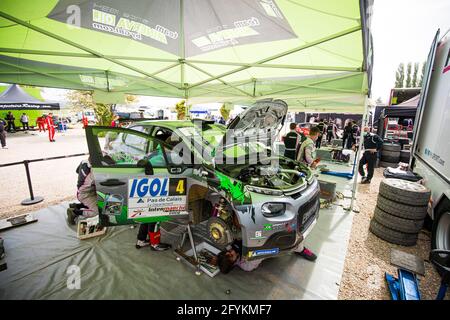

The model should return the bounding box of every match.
[128,177,188,218]
[250,230,267,240]
[248,248,279,258]
[263,224,272,231]
[424,148,445,166]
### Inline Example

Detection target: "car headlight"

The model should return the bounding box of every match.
[245,186,283,196]
[261,202,286,217]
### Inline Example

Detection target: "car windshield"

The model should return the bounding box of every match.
[178,125,226,161]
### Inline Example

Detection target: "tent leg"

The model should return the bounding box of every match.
[346,95,369,213]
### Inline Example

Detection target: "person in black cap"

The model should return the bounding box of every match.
[358,126,383,184]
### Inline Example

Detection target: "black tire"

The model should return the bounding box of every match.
[376,195,428,220]
[383,143,401,152]
[431,199,450,251]
[431,199,450,277]
[373,206,424,233]
[379,161,398,168]
[369,219,418,246]
[379,178,431,206]
[381,150,401,158]
[381,155,400,163]
[400,150,410,157]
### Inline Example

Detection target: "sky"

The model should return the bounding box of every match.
[371,0,450,103]
[38,0,450,106]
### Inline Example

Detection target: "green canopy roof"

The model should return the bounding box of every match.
[0,0,373,112]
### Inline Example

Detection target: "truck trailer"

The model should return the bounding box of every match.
[411,29,450,258]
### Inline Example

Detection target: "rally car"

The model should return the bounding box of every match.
[85,99,319,260]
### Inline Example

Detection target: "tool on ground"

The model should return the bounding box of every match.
[385,268,421,300]
[0,214,38,231]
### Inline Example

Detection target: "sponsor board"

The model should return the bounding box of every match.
[248,248,279,258]
[128,177,188,218]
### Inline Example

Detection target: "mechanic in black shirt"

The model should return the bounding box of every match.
[283,123,300,160]
[358,126,383,184]
[315,119,325,149]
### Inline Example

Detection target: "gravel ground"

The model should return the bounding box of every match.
[338,168,449,300]
[0,125,86,220]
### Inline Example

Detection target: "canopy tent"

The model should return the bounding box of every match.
[0,0,373,113]
[0,83,60,110]
[397,94,420,107]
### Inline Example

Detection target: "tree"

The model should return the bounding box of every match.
[66,90,113,125]
[405,62,412,88]
[175,100,186,120]
[412,62,419,87]
[395,63,405,88]
[219,103,231,121]
[418,62,426,87]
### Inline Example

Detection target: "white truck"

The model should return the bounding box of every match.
[411,29,450,255]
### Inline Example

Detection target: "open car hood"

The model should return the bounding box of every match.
[223,99,288,147]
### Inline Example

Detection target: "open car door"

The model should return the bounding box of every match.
[85,126,193,226]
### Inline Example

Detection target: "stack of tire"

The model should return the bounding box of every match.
[400,150,411,164]
[370,178,431,246]
[380,142,401,168]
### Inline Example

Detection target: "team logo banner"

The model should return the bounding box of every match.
[128,177,187,218]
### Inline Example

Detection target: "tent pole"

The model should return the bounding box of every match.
[348,95,369,212]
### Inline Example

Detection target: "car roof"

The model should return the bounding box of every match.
[134,119,225,131]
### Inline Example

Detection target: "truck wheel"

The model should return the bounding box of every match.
[369,219,418,246]
[381,150,401,158]
[379,161,398,168]
[431,199,450,277]
[376,195,428,220]
[379,178,431,206]
[373,206,424,233]
[400,150,410,163]
[381,155,400,163]
[383,143,401,152]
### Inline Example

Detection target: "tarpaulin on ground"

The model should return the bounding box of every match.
[0,0,372,112]
[0,162,355,300]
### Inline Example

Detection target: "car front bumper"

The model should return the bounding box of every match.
[238,179,320,260]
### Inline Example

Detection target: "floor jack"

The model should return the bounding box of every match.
[171,221,202,276]
[385,269,421,300]
[320,150,357,180]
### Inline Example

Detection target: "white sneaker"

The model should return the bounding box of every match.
[2,146,7,149]
[135,240,150,249]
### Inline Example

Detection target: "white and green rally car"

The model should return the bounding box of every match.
[85,99,319,260]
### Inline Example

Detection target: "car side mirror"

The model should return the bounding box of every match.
[137,158,154,175]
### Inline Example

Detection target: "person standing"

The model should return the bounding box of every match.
[297,126,321,169]
[358,127,383,184]
[136,222,172,251]
[20,113,29,131]
[37,116,46,132]
[45,112,56,142]
[0,119,7,149]
[315,119,325,149]
[283,123,300,160]
[326,120,337,144]
[5,111,16,133]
